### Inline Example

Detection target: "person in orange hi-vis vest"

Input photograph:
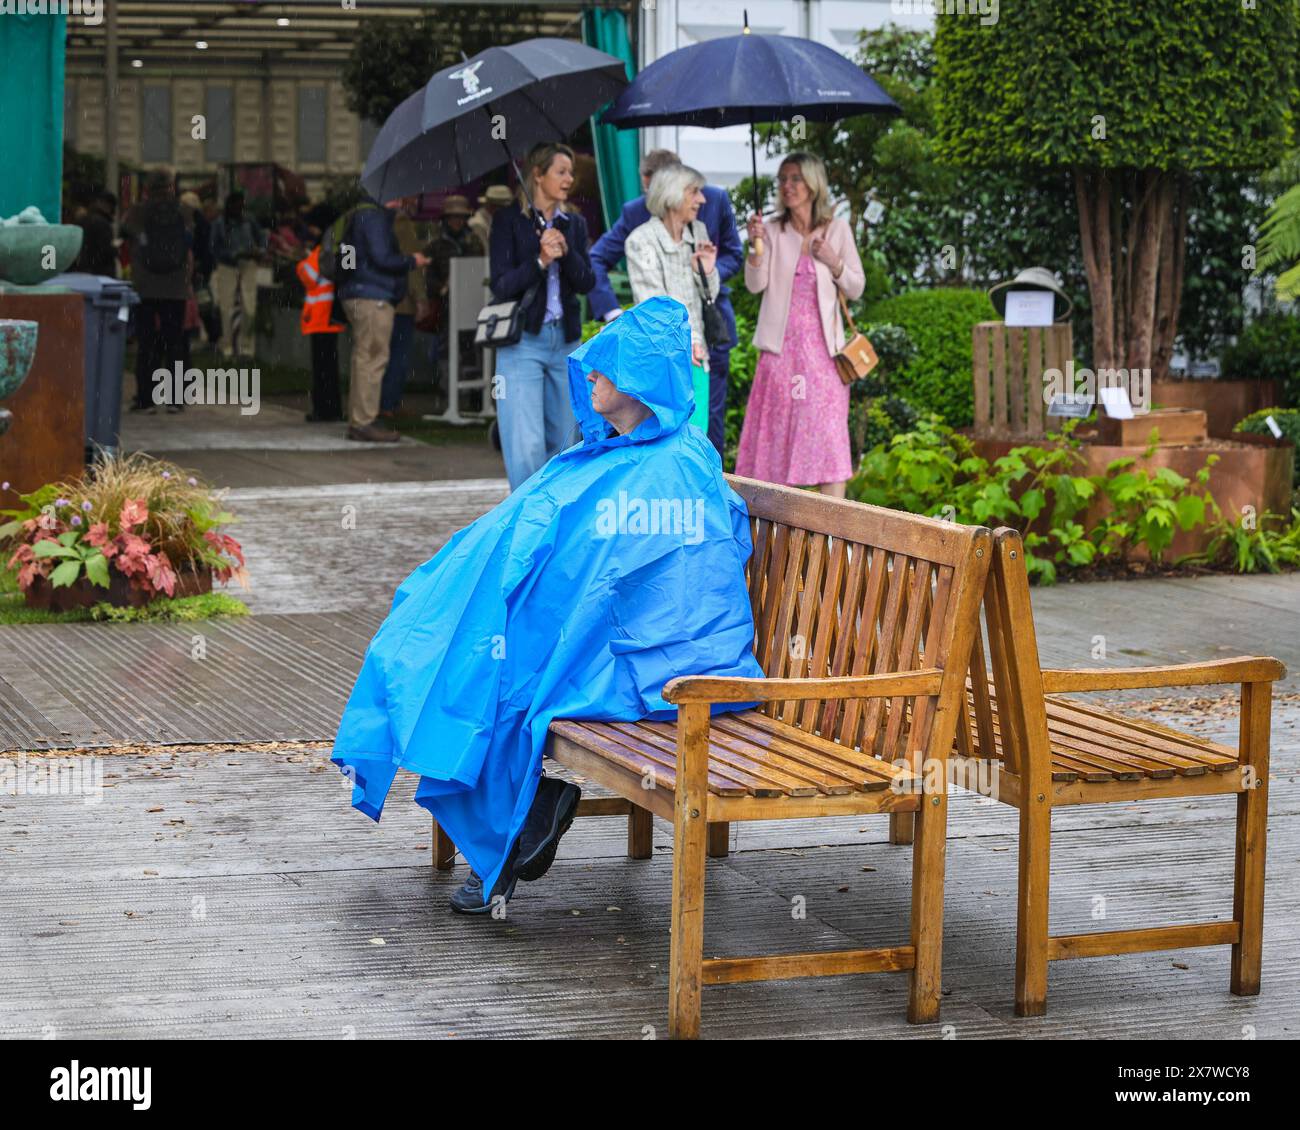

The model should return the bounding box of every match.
[297,244,344,422]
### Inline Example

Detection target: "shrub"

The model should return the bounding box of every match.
[1180,508,1300,574]
[861,289,995,426]
[849,417,1221,583]
[1220,314,1300,408]
[1235,407,1300,490]
[724,311,758,470]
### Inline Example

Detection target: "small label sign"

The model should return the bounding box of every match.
[1047,394,1092,418]
[1098,385,1135,419]
[1003,290,1055,327]
[1265,414,1284,439]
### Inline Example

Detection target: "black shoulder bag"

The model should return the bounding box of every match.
[685,228,730,350]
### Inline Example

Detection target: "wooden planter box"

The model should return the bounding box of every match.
[970,433,1294,559]
[1151,378,1280,438]
[1097,407,1207,447]
[24,565,213,613]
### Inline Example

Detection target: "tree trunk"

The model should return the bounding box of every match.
[1152,175,1189,382]
[1075,168,1116,371]
[1126,170,1170,374]
[1074,167,1182,378]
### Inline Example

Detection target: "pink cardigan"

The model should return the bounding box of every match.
[743,215,866,356]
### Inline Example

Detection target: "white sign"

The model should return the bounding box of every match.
[1265,415,1284,439]
[1003,289,1056,327]
[1098,385,1135,419]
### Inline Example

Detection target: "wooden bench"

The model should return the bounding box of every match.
[432,476,992,1038]
[950,527,1285,1016]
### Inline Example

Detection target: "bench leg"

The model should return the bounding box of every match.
[432,816,456,872]
[889,812,914,845]
[907,797,946,1023]
[1232,681,1270,997]
[1015,794,1051,1017]
[669,703,709,1040]
[707,821,730,859]
[628,804,653,860]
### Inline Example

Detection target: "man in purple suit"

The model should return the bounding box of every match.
[588,149,744,458]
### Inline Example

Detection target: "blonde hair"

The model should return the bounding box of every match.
[517,141,575,212]
[776,152,834,232]
[645,164,705,220]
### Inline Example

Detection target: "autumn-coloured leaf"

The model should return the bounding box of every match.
[84,521,110,547]
[119,498,149,530]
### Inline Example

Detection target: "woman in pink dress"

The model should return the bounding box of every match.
[735,152,866,498]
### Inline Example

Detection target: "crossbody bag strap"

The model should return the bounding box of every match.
[683,229,715,301]
[836,286,859,337]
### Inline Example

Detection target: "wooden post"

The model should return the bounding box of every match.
[668,702,710,1039]
[628,804,653,860]
[432,817,456,872]
[707,821,730,858]
[1231,681,1270,996]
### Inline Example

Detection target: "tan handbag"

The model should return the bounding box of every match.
[834,288,878,385]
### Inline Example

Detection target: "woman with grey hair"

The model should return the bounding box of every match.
[623,163,718,431]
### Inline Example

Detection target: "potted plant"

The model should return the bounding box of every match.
[0,453,246,612]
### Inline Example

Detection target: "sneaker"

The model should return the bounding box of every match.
[514,776,581,882]
[449,841,520,915]
[346,423,400,443]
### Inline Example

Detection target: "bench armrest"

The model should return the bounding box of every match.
[1040,656,1286,694]
[663,668,944,705]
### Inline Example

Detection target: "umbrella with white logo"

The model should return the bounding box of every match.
[361,38,629,202]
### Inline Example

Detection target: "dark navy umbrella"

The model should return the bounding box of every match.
[601,16,899,225]
[362,38,628,202]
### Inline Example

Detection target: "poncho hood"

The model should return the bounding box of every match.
[566,295,695,446]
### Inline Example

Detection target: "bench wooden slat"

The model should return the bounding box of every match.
[711,713,900,791]
[859,552,911,756]
[800,536,847,732]
[622,720,822,797]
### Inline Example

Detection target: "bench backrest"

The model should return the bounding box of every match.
[959,527,1051,780]
[726,475,992,763]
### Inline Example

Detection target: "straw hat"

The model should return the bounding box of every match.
[987,266,1073,322]
[479,185,514,207]
[442,194,473,217]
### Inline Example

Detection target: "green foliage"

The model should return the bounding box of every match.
[30,530,110,590]
[1221,315,1300,408]
[861,289,995,425]
[0,591,250,627]
[1255,178,1300,301]
[1179,509,1300,574]
[342,5,548,125]
[848,417,1224,583]
[1095,454,1215,564]
[724,312,759,470]
[933,2,1299,172]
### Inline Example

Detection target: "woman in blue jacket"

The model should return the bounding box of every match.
[489,141,596,488]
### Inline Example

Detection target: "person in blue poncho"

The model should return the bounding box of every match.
[331,295,764,912]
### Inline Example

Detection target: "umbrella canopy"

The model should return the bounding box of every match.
[601,28,899,224]
[362,38,628,203]
[601,31,899,129]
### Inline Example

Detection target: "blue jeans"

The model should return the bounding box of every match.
[380,313,415,413]
[496,321,577,489]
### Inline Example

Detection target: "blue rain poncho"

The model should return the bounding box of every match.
[331,296,764,902]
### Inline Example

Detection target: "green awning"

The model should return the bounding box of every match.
[0,12,66,222]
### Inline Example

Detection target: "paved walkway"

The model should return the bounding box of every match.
[1,398,1296,1038]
